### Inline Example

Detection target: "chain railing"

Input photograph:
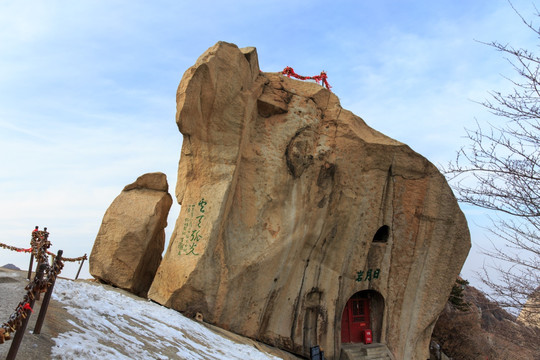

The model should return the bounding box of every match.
[0,227,86,359]
[0,228,87,281]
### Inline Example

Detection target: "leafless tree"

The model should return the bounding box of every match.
[445,3,540,321]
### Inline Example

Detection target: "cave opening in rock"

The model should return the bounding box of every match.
[372,225,390,243]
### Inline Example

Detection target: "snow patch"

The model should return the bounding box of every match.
[51,279,282,360]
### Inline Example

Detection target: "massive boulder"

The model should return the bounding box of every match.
[90,172,172,297]
[148,42,470,360]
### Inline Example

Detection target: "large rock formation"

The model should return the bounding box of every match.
[90,172,172,297]
[518,287,540,328]
[432,284,540,359]
[148,42,470,360]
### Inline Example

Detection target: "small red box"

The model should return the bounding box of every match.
[364,329,373,344]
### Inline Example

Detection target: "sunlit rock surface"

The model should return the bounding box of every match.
[90,172,172,297]
[148,42,470,360]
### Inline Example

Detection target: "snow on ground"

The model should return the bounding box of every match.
[51,279,283,360]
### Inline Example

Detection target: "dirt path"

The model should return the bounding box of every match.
[0,267,73,359]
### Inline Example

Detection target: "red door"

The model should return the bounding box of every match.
[341,293,370,343]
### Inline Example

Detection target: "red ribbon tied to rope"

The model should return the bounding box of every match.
[23,303,34,313]
[281,66,332,91]
[15,248,32,253]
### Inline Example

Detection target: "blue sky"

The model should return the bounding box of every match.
[0,0,537,282]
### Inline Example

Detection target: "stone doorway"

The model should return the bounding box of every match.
[341,290,384,344]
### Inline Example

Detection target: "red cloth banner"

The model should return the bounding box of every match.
[282,66,332,91]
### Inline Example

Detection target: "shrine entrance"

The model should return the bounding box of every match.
[341,290,384,344]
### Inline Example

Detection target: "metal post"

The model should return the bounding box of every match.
[26,253,34,280]
[6,263,46,360]
[75,254,86,280]
[34,250,62,335]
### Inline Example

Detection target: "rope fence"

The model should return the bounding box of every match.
[0,243,32,253]
[60,255,87,262]
[0,242,86,263]
[0,234,85,259]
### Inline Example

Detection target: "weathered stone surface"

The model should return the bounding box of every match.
[148,42,470,360]
[432,285,540,359]
[90,172,172,297]
[123,172,169,192]
[518,288,540,328]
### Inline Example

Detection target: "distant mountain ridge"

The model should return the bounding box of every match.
[1,264,20,270]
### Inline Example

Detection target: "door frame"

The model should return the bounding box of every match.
[340,290,384,344]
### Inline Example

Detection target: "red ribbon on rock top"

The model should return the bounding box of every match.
[282,66,332,91]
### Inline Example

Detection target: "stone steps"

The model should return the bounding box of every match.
[340,343,394,360]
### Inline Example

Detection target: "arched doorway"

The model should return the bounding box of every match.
[341,290,384,343]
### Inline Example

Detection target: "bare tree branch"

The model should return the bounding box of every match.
[444,2,540,319]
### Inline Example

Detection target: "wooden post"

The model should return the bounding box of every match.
[34,250,62,335]
[26,253,34,280]
[34,259,42,302]
[6,263,46,360]
[34,253,46,302]
[75,254,86,280]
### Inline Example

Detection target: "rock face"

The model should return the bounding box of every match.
[518,288,540,328]
[432,285,540,360]
[90,172,172,297]
[148,42,470,360]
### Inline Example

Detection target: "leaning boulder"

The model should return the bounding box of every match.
[90,172,172,297]
[148,42,470,360]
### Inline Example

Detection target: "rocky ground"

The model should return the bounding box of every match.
[0,267,300,359]
[431,284,540,360]
[0,266,60,359]
[5,264,538,360]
